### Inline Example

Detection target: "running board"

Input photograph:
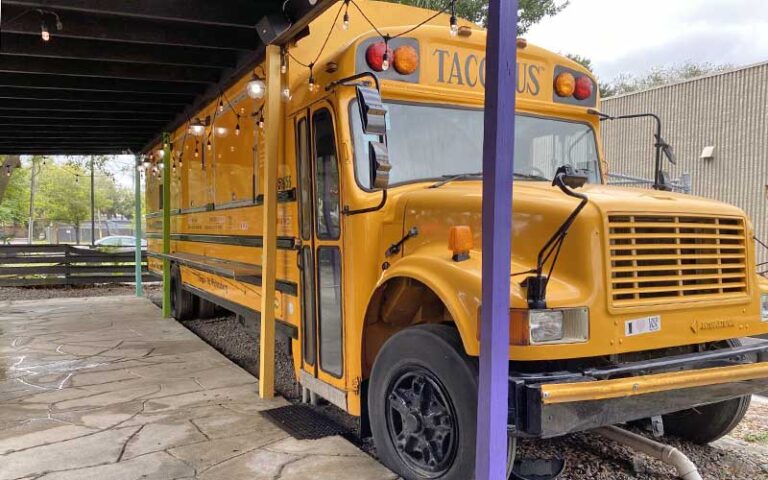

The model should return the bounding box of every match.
[300,371,348,411]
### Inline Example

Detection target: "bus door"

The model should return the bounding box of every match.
[295,103,346,405]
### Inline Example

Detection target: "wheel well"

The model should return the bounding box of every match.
[361,277,454,379]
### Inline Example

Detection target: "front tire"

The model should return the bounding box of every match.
[369,324,477,480]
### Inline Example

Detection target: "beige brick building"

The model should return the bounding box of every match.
[601,62,768,266]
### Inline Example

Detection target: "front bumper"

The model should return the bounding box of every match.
[510,340,768,438]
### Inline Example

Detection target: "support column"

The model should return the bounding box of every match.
[162,134,172,317]
[134,155,144,297]
[475,0,518,479]
[259,44,281,399]
[90,156,95,246]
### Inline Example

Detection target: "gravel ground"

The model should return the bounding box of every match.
[7,285,768,479]
[0,283,162,301]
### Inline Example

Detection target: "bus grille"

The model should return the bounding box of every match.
[607,214,748,308]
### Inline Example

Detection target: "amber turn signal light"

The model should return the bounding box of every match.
[554,72,576,97]
[448,225,473,261]
[393,45,419,75]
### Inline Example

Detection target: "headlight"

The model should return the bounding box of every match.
[761,293,768,322]
[510,308,589,345]
[530,311,564,343]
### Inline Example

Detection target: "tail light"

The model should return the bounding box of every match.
[366,42,393,72]
[553,66,597,106]
[573,76,594,100]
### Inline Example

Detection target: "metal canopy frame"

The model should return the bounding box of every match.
[0,0,328,155]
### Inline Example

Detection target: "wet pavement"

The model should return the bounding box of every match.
[0,296,396,480]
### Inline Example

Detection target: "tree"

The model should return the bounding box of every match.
[565,53,616,98]
[608,62,733,96]
[37,163,90,244]
[0,161,30,228]
[389,0,569,33]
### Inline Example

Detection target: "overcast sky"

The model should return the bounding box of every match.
[526,0,768,82]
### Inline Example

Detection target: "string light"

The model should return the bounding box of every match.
[381,36,391,71]
[178,154,183,168]
[342,0,350,30]
[280,49,288,74]
[282,88,292,102]
[218,99,225,113]
[75,174,79,183]
[308,63,318,93]
[449,0,458,36]
[41,22,50,42]
[206,138,212,151]
[235,116,241,136]
[5,165,11,177]
[194,140,199,158]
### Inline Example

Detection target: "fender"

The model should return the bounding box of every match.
[369,243,525,356]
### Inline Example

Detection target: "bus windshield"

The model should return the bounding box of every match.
[350,101,601,189]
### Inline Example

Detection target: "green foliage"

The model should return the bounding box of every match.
[0,160,30,227]
[37,163,91,242]
[387,0,569,32]
[608,62,733,96]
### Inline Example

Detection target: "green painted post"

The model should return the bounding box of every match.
[134,155,144,297]
[162,133,172,317]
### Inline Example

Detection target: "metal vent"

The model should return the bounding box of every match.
[606,214,748,308]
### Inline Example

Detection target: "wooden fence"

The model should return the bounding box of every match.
[0,244,152,287]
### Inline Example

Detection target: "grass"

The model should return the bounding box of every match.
[743,431,768,443]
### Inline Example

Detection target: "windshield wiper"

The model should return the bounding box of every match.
[428,172,482,189]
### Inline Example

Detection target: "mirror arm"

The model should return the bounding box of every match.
[326,72,381,92]
[343,189,388,216]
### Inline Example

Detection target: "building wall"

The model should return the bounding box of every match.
[601,62,768,266]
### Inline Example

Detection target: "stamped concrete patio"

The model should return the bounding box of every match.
[0,296,396,480]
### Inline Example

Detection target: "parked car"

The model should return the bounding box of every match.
[94,236,147,250]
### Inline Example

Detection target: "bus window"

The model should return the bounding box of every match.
[296,118,311,241]
[312,109,340,240]
[317,246,343,377]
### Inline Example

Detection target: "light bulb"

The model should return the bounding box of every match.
[206,140,212,151]
[450,16,458,36]
[41,23,50,42]
[258,118,264,129]
[282,88,292,102]
[280,54,288,74]
[218,100,224,113]
[381,51,390,71]
[235,122,241,136]
[246,78,266,99]
[342,11,350,30]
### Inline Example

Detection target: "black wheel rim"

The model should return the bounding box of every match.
[385,367,458,477]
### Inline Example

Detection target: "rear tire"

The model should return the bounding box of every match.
[171,265,197,321]
[663,395,751,444]
[369,324,477,480]
[663,339,751,444]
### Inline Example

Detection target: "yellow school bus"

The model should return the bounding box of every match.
[145,1,768,478]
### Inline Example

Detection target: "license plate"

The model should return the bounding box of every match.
[625,315,661,337]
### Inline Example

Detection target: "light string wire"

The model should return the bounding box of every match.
[285,0,454,80]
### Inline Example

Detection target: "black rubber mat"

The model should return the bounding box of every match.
[260,404,349,440]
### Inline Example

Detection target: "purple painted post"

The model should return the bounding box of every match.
[475,0,518,478]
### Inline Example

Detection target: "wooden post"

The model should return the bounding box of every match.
[162,134,172,317]
[259,44,281,399]
[475,0,518,478]
[134,155,144,297]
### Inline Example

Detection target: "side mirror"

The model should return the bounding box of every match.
[356,85,387,136]
[662,143,677,165]
[369,141,391,190]
[553,165,588,189]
